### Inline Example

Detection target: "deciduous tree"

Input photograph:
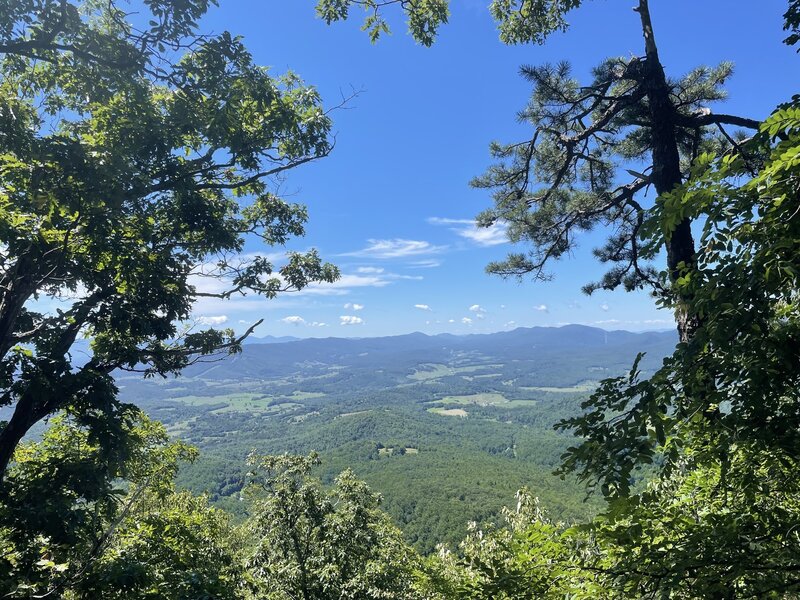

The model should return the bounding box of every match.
[244,453,423,600]
[0,0,339,476]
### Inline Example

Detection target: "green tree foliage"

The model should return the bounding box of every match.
[316,0,449,46]
[784,0,800,47]
[421,489,605,599]
[591,459,800,598]
[314,0,586,46]
[0,411,236,597]
[552,104,800,595]
[0,0,338,475]
[75,489,247,600]
[244,452,423,599]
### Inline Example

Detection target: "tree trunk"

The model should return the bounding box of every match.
[0,392,47,477]
[636,0,698,343]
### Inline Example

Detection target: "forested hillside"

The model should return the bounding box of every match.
[120,325,675,551]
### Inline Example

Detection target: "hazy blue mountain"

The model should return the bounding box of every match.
[174,325,676,384]
[242,334,301,345]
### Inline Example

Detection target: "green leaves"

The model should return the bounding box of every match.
[0,0,339,473]
[244,453,423,599]
[314,0,592,47]
[422,489,606,599]
[316,0,449,46]
[555,100,800,594]
[0,412,200,597]
[490,0,584,45]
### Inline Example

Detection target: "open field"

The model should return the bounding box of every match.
[519,381,599,393]
[434,392,537,408]
[428,407,469,417]
[407,363,504,381]
[170,393,305,414]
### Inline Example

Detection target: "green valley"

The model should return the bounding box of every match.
[120,325,674,551]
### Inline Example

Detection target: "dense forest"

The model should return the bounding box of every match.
[0,0,799,598]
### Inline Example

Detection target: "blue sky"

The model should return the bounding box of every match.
[191,1,796,338]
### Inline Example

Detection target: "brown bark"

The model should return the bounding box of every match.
[0,393,49,476]
[635,0,698,343]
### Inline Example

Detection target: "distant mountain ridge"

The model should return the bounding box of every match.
[243,334,302,344]
[174,324,678,385]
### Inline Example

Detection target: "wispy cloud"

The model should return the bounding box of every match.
[303,273,399,296]
[407,259,442,269]
[461,317,473,325]
[356,266,384,274]
[600,303,610,312]
[428,217,508,247]
[340,315,364,326]
[344,302,365,311]
[469,304,486,314]
[533,304,549,313]
[342,238,447,259]
[414,304,432,311]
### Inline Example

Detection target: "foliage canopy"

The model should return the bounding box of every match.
[0,0,338,475]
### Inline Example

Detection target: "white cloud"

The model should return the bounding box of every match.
[533,304,549,313]
[474,313,486,320]
[448,319,455,323]
[281,315,328,327]
[414,304,432,311]
[198,315,228,326]
[600,303,610,312]
[340,315,364,326]
[594,319,621,325]
[281,316,306,326]
[567,300,582,309]
[459,224,508,246]
[344,302,365,311]
[302,274,393,296]
[342,239,447,259]
[303,271,422,296]
[408,259,442,269]
[390,274,424,281]
[356,267,384,274]
[461,317,473,325]
[428,217,508,247]
[504,320,516,328]
[469,304,486,313]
